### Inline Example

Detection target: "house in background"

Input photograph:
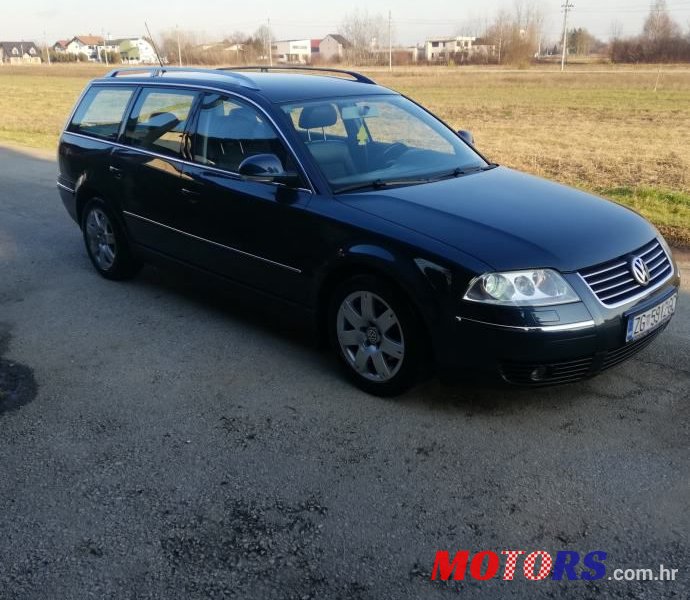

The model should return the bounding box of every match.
[66,35,104,60]
[52,39,69,53]
[424,36,476,62]
[0,41,41,64]
[319,34,351,62]
[271,39,311,64]
[470,38,498,61]
[113,38,157,64]
[310,39,321,58]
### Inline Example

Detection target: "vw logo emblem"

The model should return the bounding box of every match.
[630,255,650,286]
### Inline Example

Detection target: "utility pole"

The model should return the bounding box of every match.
[560,2,574,72]
[176,25,182,66]
[44,30,51,65]
[267,18,273,66]
[388,10,392,72]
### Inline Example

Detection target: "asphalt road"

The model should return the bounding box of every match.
[0,145,688,599]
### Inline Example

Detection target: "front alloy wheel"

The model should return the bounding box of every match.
[329,275,422,396]
[336,291,405,382]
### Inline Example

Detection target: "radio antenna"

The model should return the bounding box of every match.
[144,22,165,68]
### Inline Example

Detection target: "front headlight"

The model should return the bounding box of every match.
[463,269,580,306]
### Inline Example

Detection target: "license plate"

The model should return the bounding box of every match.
[626,294,677,342]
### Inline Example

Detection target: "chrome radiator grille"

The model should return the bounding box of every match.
[578,240,672,306]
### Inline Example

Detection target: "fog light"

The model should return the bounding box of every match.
[530,366,548,381]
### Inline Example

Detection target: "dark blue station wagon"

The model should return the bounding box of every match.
[57,66,680,395]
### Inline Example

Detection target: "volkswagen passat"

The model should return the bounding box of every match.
[57,66,680,395]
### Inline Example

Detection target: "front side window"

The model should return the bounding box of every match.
[123,87,198,158]
[281,95,486,192]
[68,86,135,140]
[191,93,295,176]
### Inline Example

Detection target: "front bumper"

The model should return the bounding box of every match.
[439,273,680,386]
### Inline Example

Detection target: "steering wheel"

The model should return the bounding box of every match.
[382,142,409,165]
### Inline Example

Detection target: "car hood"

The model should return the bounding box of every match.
[339,166,656,272]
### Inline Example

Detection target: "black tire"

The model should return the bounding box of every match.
[328,274,424,397]
[81,198,141,280]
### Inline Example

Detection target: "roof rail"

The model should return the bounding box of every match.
[105,67,164,77]
[219,65,376,85]
[104,66,259,88]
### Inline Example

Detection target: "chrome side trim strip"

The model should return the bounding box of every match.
[122,210,302,274]
[56,182,75,193]
[456,316,596,332]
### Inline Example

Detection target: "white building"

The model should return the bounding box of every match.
[114,38,157,64]
[66,35,105,61]
[318,34,351,62]
[425,36,476,62]
[271,39,311,64]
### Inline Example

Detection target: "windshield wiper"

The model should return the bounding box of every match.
[334,177,431,194]
[334,164,499,194]
[430,163,499,182]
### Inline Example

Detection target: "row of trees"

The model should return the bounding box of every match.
[610,0,690,62]
[453,0,689,65]
[151,0,688,67]
[158,28,272,66]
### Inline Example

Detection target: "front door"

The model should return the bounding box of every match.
[178,93,314,304]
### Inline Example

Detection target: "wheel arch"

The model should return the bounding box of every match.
[74,179,100,226]
[313,247,438,361]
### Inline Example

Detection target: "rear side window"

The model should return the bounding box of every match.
[123,87,198,158]
[68,86,134,140]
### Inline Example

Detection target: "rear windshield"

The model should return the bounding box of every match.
[68,86,135,141]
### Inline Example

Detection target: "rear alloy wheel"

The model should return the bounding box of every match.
[329,275,422,396]
[82,199,141,280]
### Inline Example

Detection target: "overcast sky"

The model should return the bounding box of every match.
[6,0,690,46]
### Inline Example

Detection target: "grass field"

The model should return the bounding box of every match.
[1,63,688,246]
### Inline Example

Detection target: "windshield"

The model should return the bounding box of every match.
[281,94,487,193]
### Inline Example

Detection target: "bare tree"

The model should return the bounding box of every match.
[643,0,681,41]
[483,2,543,65]
[339,9,385,65]
[253,24,274,64]
[158,29,199,65]
[609,1,690,63]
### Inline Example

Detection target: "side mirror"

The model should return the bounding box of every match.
[457,130,474,146]
[238,153,299,186]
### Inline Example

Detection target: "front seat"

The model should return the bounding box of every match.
[299,104,356,180]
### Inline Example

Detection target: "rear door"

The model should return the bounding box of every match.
[112,86,200,259]
[178,92,314,303]
[60,84,137,218]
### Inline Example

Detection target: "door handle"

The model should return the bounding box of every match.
[109,165,123,179]
[181,187,201,203]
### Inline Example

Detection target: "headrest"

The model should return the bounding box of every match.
[146,112,179,127]
[218,108,275,140]
[298,104,337,129]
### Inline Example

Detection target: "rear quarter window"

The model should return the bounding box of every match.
[68,86,135,140]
